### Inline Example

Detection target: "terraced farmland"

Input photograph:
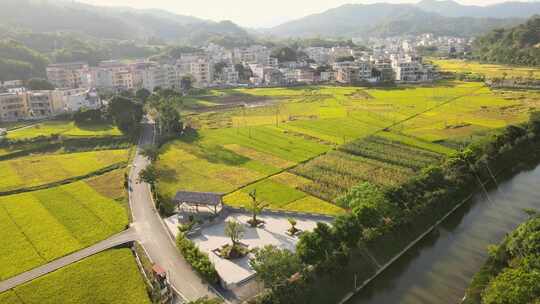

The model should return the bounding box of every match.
[0,149,128,192]
[0,249,150,304]
[0,171,128,279]
[157,81,540,215]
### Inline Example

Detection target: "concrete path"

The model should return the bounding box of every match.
[0,228,137,293]
[129,122,218,301]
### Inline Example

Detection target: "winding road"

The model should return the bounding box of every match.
[0,120,219,302]
[129,122,218,301]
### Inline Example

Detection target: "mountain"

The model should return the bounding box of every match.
[417,0,540,18]
[0,0,253,46]
[266,1,540,38]
[473,16,540,66]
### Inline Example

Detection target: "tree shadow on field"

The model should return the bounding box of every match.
[157,168,179,183]
[178,128,201,143]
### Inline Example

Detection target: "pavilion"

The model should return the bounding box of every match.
[173,191,224,215]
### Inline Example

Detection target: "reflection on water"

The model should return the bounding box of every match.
[349,165,540,304]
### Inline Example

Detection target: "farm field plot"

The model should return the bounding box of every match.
[289,133,447,203]
[0,174,128,279]
[0,249,150,304]
[6,121,121,140]
[161,81,540,215]
[394,86,534,143]
[155,127,330,199]
[432,59,540,80]
[0,149,128,192]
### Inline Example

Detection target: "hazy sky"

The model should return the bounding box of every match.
[79,0,518,27]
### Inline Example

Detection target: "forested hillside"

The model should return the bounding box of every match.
[474,16,540,66]
[0,0,253,45]
[265,2,528,38]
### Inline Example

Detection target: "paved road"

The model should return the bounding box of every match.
[0,229,137,293]
[129,122,218,301]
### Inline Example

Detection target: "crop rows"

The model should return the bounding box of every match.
[340,136,443,170]
[291,150,413,202]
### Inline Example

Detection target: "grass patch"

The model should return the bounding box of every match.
[1,248,150,304]
[0,149,128,192]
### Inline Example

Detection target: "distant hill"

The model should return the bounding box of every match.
[0,0,253,46]
[417,0,540,18]
[473,16,540,66]
[265,1,540,38]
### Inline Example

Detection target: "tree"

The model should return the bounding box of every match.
[135,88,151,103]
[271,46,298,62]
[107,96,143,138]
[225,220,244,247]
[481,257,540,304]
[287,217,299,235]
[247,189,268,227]
[25,78,54,90]
[188,297,223,304]
[296,222,336,265]
[141,144,160,162]
[138,165,158,185]
[335,56,355,62]
[249,245,302,290]
[180,75,193,91]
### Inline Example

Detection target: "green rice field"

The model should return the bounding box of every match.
[0,249,150,304]
[155,81,540,215]
[0,149,128,192]
[0,172,128,279]
[6,121,121,140]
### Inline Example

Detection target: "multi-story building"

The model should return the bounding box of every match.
[391,55,436,82]
[0,93,27,122]
[295,68,315,84]
[25,91,54,119]
[46,62,90,89]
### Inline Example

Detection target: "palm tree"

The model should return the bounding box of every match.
[247,189,268,227]
[225,220,244,247]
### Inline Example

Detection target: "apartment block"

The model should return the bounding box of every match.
[46,62,90,89]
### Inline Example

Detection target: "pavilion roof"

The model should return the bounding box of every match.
[173,191,223,206]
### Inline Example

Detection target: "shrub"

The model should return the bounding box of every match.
[176,233,219,284]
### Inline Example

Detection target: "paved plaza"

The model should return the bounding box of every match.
[165,212,331,288]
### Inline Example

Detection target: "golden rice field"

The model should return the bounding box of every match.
[6,121,122,140]
[156,81,540,215]
[0,169,128,280]
[431,59,540,80]
[0,249,150,304]
[0,149,128,192]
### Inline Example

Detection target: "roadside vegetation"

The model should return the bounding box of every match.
[0,248,151,304]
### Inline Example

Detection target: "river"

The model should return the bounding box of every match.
[347,164,540,304]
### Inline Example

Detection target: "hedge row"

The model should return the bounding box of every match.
[176,233,219,284]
